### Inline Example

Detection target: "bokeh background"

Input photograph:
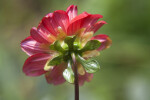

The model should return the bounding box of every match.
[0,0,150,100]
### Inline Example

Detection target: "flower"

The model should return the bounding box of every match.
[21,5,112,86]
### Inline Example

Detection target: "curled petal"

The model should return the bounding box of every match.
[66,5,78,21]
[20,36,51,56]
[87,21,107,33]
[30,27,53,43]
[23,53,51,76]
[78,73,93,86]
[45,64,66,85]
[91,34,112,51]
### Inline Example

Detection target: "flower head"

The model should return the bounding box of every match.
[21,5,111,85]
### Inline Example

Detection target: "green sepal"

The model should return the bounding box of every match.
[64,35,76,50]
[49,43,55,51]
[61,42,68,50]
[80,40,101,52]
[49,41,66,53]
[76,54,100,73]
[54,41,66,53]
[63,60,74,83]
[48,55,63,66]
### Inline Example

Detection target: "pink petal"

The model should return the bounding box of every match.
[20,36,51,56]
[66,5,78,21]
[45,64,66,85]
[40,13,58,36]
[53,10,69,33]
[37,24,56,43]
[23,53,51,76]
[67,12,89,35]
[67,13,103,35]
[91,34,112,51]
[30,27,52,43]
[41,11,69,36]
[87,21,107,33]
[78,73,93,86]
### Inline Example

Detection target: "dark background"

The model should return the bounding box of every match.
[0,0,150,100]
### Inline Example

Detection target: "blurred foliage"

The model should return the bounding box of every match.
[0,0,150,100]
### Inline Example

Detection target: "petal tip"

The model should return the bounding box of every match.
[101,20,107,24]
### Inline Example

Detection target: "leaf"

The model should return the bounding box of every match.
[63,61,74,83]
[48,55,63,66]
[76,54,100,73]
[80,40,101,52]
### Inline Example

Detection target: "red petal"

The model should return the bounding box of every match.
[91,34,112,51]
[37,24,56,43]
[67,13,103,35]
[82,14,103,29]
[40,13,58,36]
[66,5,78,21]
[78,73,93,86]
[41,11,69,36]
[67,12,89,35]
[23,53,51,76]
[53,10,69,33]
[30,27,51,43]
[20,36,50,56]
[45,64,66,85]
[87,21,107,33]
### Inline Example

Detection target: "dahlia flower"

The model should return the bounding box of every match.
[21,5,111,86]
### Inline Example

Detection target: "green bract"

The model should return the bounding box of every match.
[80,40,101,52]
[76,54,100,73]
[49,41,67,52]
[64,35,76,50]
[48,55,63,66]
[63,60,74,83]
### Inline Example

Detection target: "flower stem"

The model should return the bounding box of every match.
[71,53,79,100]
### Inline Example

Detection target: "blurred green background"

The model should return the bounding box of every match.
[0,0,150,100]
